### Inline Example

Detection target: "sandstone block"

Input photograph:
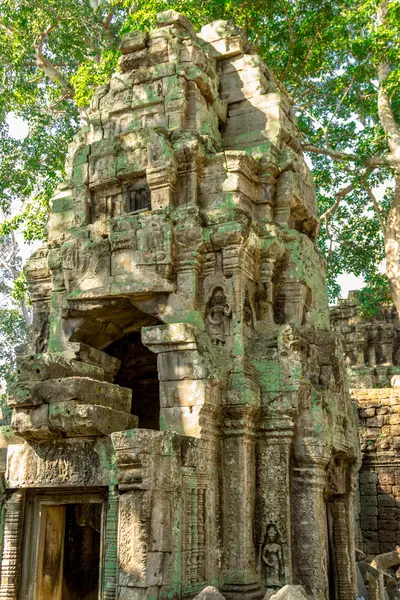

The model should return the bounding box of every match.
[8,380,44,408]
[60,343,121,381]
[377,495,396,507]
[360,516,377,531]
[360,408,376,417]
[160,406,202,436]
[160,380,207,408]
[199,20,243,43]
[144,552,164,586]
[360,495,377,507]
[363,542,380,555]
[377,520,398,531]
[362,506,378,516]
[363,530,378,541]
[142,323,197,352]
[120,31,148,54]
[16,354,105,382]
[150,490,173,551]
[8,377,132,412]
[359,471,378,484]
[360,483,376,496]
[378,507,398,519]
[11,405,57,440]
[378,472,395,485]
[156,10,196,39]
[378,530,397,542]
[43,377,131,411]
[365,416,383,428]
[157,351,207,381]
[48,401,138,437]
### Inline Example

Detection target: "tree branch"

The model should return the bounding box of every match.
[0,21,14,36]
[364,184,386,232]
[376,0,400,162]
[280,6,294,79]
[320,182,355,224]
[301,143,392,166]
[34,23,74,96]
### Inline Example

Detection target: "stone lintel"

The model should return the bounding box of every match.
[5,438,115,488]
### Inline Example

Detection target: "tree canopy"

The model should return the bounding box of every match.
[1,0,400,361]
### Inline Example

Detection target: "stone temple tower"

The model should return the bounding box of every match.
[0,12,359,600]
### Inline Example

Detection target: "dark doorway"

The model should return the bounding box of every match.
[62,504,102,600]
[106,330,160,430]
[35,502,102,600]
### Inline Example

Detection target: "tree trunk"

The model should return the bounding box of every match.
[385,177,400,315]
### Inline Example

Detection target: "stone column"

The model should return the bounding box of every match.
[0,491,25,600]
[142,323,216,438]
[256,418,294,591]
[328,500,355,600]
[102,486,119,600]
[222,397,262,600]
[379,324,394,366]
[291,457,329,600]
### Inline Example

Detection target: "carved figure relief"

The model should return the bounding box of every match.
[262,523,284,590]
[206,287,231,346]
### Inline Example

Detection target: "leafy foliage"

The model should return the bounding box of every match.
[357,272,393,318]
[1,0,400,306]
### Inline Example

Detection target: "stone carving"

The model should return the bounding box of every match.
[206,287,231,346]
[2,11,360,600]
[184,480,208,589]
[102,486,119,600]
[331,292,400,388]
[0,491,25,600]
[262,524,284,590]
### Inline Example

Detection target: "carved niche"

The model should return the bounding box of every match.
[261,523,284,590]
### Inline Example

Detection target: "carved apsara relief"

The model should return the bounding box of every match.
[206,287,231,346]
[262,523,284,590]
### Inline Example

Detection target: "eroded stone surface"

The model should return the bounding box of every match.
[331,291,400,388]
[2,12,360,600]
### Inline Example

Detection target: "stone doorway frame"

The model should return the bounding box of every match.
[19,487,111,600]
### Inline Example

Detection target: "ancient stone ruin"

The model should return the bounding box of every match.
[330,291,400,389]
[331,294,400,597]
[0,12,360,600]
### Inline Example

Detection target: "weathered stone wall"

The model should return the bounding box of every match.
[331,294,400,562]
[330,291,400,388]
[354,388,400,557]
[0,12,360,600]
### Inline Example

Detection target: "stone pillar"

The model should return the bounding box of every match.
[328,500,355,600]
[355,333,366,367]
[0,491,25,600]
[379,324,394,366]
[256,418,294,591]
[102,486,119,600]
[142,323,216,438]
[222,398,262,600]
[291,457,329,600]
[368,325,379,367]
